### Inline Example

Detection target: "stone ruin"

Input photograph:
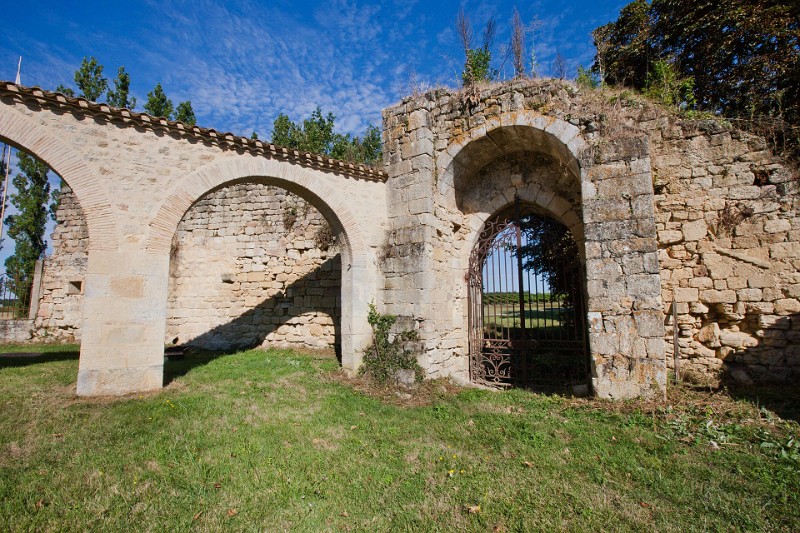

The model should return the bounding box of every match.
[1,79,797,398]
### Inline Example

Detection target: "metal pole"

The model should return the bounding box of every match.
[0,144,12,246]
[672,299,680,382]
[514,195,526,337]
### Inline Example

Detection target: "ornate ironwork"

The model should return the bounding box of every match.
[468,197,589,392]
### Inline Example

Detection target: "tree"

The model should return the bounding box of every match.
[552,52,568,80]
[575,66,600,89]
[591,0,653,88]
[643,59,696,109]
[144,83,174,119]
[106,67,136,109]
[54,84,75,97]
[594,0,799,123]
[175,101,196,125]
[330,125,382,166]
[457,10,497,86]
[271,113,300,148]
[517,214,585,332]
[269,109,382,166]
[74,56,108,101]
[4,151,52,309]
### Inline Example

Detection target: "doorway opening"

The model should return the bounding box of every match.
[468,195,589,394]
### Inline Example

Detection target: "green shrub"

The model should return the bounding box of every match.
[360,303,422,384]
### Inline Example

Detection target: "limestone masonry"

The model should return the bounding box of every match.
[1,78,797,398]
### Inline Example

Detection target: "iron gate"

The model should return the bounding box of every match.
[468,197,588,391]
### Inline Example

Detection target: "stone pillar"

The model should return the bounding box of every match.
[339,254,375,374]
[581,138,666,399]
[76,248,169,396]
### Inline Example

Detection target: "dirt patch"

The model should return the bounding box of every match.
[326,370,462,407]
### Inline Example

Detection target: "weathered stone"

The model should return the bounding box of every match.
[681,219,708,241]
[697,323,721,348]
[774,298,800,316]
[764,219,791,233]
[719,330,759,349]
[700,290,737,304]
[10,77,799,397]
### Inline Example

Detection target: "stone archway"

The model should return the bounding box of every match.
[407,103,667,399]
[149,157,377,374]
[467,198,590,393]
[165,181,343,355]
[0,104,118,251]
[1,83,388,396]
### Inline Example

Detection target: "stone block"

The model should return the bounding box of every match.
[700,290,737,304]
[697,323,721,347]
[673,287,699,303]
[110,276,144,299]
[764,219,791,233]
[633,310,664,337]
[681,219,707,241]
[736,288,763,302]
[719,330,758,349]
[658,230,683,244]
[774,298,800,315]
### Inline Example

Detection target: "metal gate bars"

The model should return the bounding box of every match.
[467,196,588,392]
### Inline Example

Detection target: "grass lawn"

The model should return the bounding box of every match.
[0,344,798,531]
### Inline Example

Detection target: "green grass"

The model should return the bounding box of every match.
[484,302,564,329]
[1,345,798,531]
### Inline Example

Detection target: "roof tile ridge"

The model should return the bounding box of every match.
[1,81,388,182]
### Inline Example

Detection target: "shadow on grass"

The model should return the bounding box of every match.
[163,347,243,385]
[724,384,800,424]
[0,350,80,368]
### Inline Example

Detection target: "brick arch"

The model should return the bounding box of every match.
[0,104,117,250]
[146,156,367,263]
[436,112,590,208]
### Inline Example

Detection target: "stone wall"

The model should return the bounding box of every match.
[34,184,88,341]
[35,183,341,351]
[0,319,35,342]
[166,183,340,351]
[645,119,800,384]
[26,79,799,395]
[382,81,666,398]
[381,79,798,393]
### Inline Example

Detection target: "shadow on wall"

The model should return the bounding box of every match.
[178,255,342,360]
[718,311,800,423]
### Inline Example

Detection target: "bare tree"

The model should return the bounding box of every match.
[528,16,544,78]
[482,14,497,52]
[511,8,526,78]
[456,9,473,54]
[552,52,568,79]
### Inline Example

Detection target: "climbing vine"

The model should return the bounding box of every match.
[361,303,422,384]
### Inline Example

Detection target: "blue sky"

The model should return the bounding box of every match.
[0,0,626,268]
[1,0,625,136]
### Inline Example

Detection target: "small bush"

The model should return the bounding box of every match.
[361,303,422,384]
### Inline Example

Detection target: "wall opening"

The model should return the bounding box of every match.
[468,197,589,394]
[166,182,342,355]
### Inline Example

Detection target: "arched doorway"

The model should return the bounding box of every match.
[468,196,589,393]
